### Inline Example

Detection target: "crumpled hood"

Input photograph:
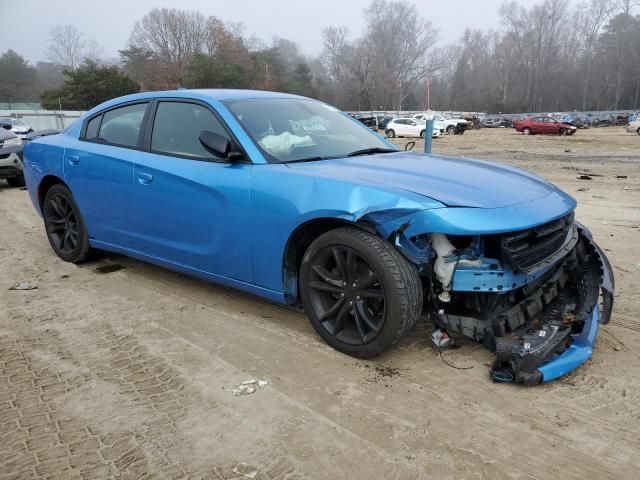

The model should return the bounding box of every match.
[286,152,562,208]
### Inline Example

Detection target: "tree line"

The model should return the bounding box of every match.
[0,0,638,113]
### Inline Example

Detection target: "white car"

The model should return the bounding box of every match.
[414,113,467,134]
[385,118,443,139]
[625,119,640,135]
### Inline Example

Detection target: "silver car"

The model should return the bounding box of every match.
[0,125,24,187]
[0,118,33,139]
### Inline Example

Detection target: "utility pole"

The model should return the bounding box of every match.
[423,78,431,112]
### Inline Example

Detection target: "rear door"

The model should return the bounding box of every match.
[128,99,252,282]
[64,102,149,246]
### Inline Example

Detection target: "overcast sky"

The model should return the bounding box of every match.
[0,0,505,63]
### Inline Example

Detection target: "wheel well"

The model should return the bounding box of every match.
[283,218,376,303]
[38,175,68,209]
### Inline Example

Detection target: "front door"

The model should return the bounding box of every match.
[128,99,252,282]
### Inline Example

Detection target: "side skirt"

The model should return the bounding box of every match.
[89,239,287,304]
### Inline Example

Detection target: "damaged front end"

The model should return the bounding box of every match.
[395,213,614,385]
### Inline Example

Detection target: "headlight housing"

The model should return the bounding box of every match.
[3,136,22,147]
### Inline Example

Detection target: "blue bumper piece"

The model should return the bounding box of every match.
[539,306,599,382]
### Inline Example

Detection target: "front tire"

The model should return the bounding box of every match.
[300,227,422,358]
[42,184,93,263]
[419,130,425,138]
[446,125,455,135]
[523,127,532,135]
[637,128,640,136]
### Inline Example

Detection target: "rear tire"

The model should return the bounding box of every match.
[300,227,422,358]
[637,128,640,135]
[386,129,395,138]
[42,184,94,263]
[419,130,425,138]
[6,175,25,188]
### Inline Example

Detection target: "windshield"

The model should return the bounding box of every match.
[223,98,397,163]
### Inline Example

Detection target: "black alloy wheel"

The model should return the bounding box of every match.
[300,227,422,358]
[306,245,385,346]
[43,184,93,263]
[46,192,79,255]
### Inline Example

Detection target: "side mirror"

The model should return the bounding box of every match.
[199,130,230,157]
[199,130,244,161]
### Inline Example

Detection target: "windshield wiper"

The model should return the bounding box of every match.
[347,147,398,157]
[284,156,326,164]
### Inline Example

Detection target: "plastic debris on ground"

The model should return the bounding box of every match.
[9,282,38,290]
[430,328,453,348]
[224,378,270,396]
[232,463,259,479]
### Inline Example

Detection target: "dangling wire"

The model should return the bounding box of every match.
[438,344,474,370]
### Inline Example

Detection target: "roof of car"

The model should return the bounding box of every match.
[85,89,308,117]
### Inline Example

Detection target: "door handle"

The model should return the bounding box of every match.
[137,172,153,185]
[67,155,80,165]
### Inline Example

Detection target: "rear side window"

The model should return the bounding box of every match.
[84,115,101,139]
[151,101,230,160]
[98,103,147,147]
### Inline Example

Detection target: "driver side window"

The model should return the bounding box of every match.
[151,101,231,160]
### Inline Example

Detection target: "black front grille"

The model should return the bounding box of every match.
[501,212,575,271]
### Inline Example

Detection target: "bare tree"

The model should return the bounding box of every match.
[45,25,85,70]
[364,0,441,110]
[322,1,441,110]
[129,8,208,87]
[322,27,374,109]
[572,0,610,110]
[84,39,104,64]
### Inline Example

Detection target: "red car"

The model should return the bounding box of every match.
[513,116,577,135]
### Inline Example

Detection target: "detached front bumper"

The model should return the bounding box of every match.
[490,225,614,385]
[537,226,613,383]
[428,223,613,385]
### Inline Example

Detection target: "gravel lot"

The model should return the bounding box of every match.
[1,127,639,479]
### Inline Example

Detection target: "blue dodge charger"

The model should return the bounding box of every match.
[23,90,614,385]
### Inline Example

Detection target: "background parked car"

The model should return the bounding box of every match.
[625,119,640,135]
[569,116,590,129]
[413,113,466,134]
[590,115,613,127]
[513,116,577,135]
[377,115,394,130]
[482,116,511,128]
[355,115,378,130]
[0,124,25,187]
[385,118,442,138]
[0,118,33,139]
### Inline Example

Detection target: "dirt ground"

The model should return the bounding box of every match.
[1,127,639,480]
